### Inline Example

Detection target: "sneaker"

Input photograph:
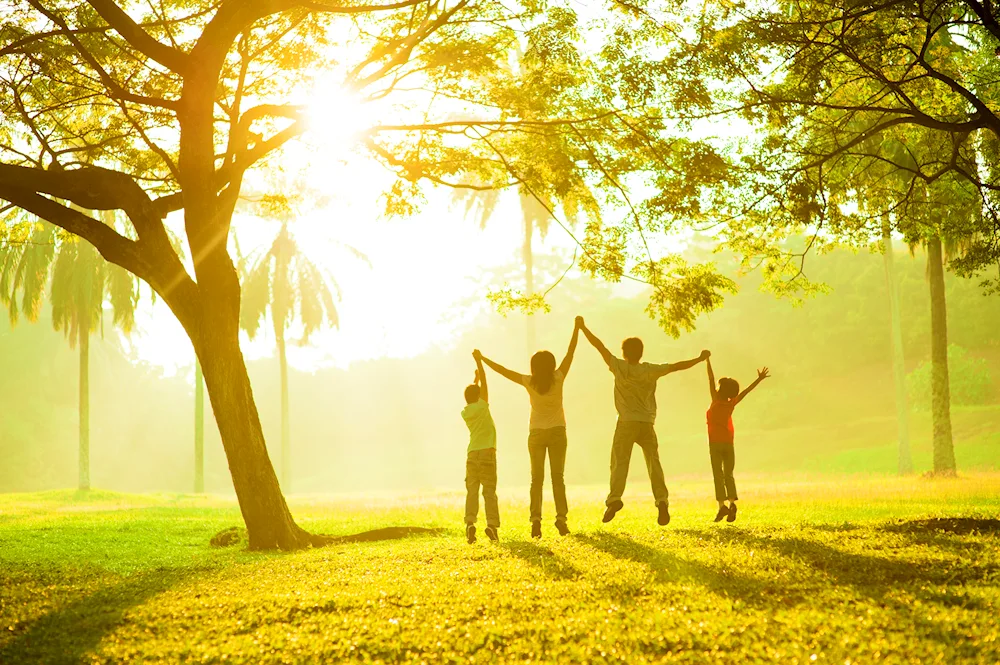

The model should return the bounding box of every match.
[531,522,542,539]
[602,500,624,523]
[466,524,477,544]
[556,522,570,536]
[727,503,738,523]
[714,506,729,522]
[485,526,499,542]
[657,502,671,526]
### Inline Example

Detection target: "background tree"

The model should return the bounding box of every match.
[194,358,205,493]
[645,0,1000,472]
[0,212,138,490]
[240,207,350,492]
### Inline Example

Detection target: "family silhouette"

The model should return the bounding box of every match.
[461,316,770,543]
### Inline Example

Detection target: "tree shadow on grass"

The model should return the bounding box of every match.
[709,530,998,612]
[0,567,204,665]
[574,532,777,606]
[500,540,582,581]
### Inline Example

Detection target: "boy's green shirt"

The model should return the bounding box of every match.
[461,399,496,453]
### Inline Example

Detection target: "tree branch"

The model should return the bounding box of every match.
[85,0,191,74]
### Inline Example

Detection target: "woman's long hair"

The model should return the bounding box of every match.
[529,351,557,395]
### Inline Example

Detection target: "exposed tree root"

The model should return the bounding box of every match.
[213,526,444,549]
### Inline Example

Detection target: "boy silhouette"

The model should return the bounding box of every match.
[578,317,709,525]
[461,352,499,543]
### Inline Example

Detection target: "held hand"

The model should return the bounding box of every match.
[700,349,711,360]
[757,367,770,380]
[575,315,584,329]
[473,349,482,361]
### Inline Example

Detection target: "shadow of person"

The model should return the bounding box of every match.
[707,529,995,594]
[573,532,773,606]
[499,539,582,581]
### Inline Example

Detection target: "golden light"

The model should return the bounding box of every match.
[303,81,370,155]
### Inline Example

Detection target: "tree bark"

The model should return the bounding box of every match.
[194,359,205,494]
[79,327,90,491]
[882,227,912,475]
[194,315,320,550]
[927,236,957,475]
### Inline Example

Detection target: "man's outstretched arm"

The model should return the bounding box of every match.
[558,320,581,376]
[657,350,710,377]
[578,317,614,368]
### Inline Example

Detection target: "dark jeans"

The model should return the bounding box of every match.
[465,448,499,528]
[528,426,568,525]
[606,420,669,506]
[709,443,738,501]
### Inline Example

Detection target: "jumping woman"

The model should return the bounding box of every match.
[475,318,581,539]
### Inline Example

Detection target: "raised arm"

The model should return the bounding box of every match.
[656,350,711,377]
[578,317,614,368]
[473,352,488,403]
[477,351,527,385]
[735,367,770,405]
[558,320,581,376]
[706,356,718,399]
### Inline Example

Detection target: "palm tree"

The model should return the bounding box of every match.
[1,211,138,490]
[194,358,205,493]
[239,220,344,491]
[900,178,980,477]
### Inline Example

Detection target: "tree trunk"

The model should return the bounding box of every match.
[78,327,90,491]
[927,236,956,475]
[194,359,205,494]
[882,227,912,475]
[195,320,320,550]
[278,331,290,492]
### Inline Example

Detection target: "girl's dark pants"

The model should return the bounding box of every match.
[709,442,738,501]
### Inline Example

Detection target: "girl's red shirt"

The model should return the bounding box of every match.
[706,398,736,444]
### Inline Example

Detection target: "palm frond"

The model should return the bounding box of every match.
[239,254,274,339]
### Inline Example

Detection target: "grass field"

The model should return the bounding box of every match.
[1,475,998,664]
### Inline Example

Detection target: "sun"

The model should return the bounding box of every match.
[303,80,371,156]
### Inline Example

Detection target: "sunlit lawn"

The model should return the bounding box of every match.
[1,475,998,663]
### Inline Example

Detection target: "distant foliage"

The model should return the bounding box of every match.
[907,345,993,410]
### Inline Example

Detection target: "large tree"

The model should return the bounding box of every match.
[0,1,731,549]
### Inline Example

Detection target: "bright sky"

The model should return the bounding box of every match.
[120,87,581,375]
[118,72,679,378]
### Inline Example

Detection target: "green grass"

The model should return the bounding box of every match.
[1,476,999,663]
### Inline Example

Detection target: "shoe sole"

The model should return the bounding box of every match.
[485,529,498,542]
[602,502,624,523]
[658,506,670,526]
